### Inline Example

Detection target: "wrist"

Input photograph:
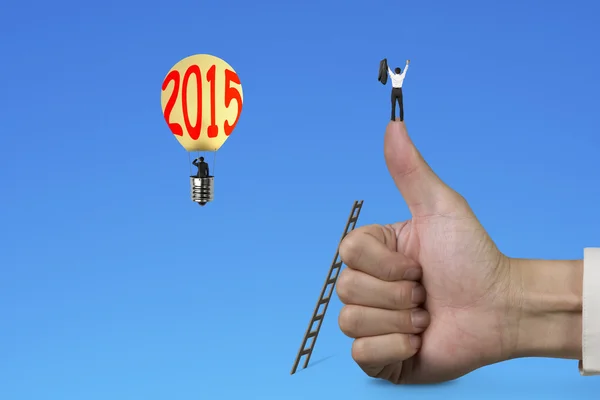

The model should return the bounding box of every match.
[507,258,583,360]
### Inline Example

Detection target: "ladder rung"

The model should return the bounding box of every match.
[332,261,342,269]
[326,277,337,285]
[313,314,323,321]
[319,297,330,305]
[300,349,311,356]
[307,330,318,338]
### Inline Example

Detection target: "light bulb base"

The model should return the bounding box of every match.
[190,176,214,206]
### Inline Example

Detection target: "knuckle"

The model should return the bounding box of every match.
[392,282,414,308]
[449,191,470,210]
[351,339,370,364]
[395,310,414,332]
[379,253,397,281]
[338,306,361,337]
[339,230,363,266]
[336,269,354,303]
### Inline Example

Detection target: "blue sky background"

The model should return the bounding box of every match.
[1,0,599,398]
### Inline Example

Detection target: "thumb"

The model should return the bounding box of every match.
[384,121,462,216]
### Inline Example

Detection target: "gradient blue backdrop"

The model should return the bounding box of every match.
[1,0,599,398]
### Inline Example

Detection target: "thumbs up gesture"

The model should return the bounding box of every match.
[336,121,518,384]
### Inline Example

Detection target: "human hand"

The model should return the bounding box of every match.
[407,59,410,64]
[336,121,518,384]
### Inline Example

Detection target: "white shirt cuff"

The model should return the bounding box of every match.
[580,248,600,375]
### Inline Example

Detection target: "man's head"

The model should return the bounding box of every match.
[199,157,204,162]
[395,67,401,74]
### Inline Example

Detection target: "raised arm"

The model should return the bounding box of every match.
[400,61,409,78]
[387,66,394,76]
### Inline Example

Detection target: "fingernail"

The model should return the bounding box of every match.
[403,268,421,281]
[411,286,426,304]
[411,310,430,329]
[409,334,422,349]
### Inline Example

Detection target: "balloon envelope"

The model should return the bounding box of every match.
[161,54,243,152]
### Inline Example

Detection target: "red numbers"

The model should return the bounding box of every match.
[161,70,183,136]
[182,65,202,140]
[224,69,242,136]
[161,63,242,140]
[206,65,218,138]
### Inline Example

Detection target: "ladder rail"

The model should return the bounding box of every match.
[290,200,364,375]
[299,202,361,367]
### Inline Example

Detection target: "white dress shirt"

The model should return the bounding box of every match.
[581,248,600,375]
[388,64,409,88]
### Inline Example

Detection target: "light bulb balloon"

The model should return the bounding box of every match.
[160,54,243,206]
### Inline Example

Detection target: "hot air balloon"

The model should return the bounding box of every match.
[160,54,243,206]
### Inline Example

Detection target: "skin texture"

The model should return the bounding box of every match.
[335,121,546,384]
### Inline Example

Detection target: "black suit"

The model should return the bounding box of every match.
[378,59,388,85]
[192,159,209,178]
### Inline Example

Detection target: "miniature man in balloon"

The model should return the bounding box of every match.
[192,157,210,178]
[387,59,410,121]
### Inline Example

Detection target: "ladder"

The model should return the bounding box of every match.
[290,200,364,375]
